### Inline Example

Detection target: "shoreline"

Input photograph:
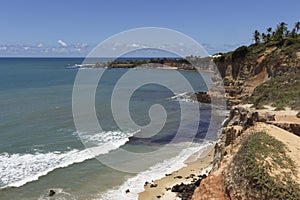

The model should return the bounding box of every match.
[138,144,215,199]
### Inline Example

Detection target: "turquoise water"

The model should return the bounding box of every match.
[0,58,221,199]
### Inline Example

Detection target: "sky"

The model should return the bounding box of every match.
[0,0,299,57]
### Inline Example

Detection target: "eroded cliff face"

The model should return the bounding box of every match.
[192,171,230,200]
[192,106,276,200]
[191,40,300,199]
[214,44,300,107]
[192,104,300,200]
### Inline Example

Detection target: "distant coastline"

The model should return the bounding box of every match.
[67,57,215,71]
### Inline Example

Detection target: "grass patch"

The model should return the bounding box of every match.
[228,131,300,199]
[246,72,300,110]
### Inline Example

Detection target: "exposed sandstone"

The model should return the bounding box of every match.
[192,106,290,200]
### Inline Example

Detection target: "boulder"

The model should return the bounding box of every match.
[195,92,211,103]
[172,183,185,193]
[291,124,300,136]
[174,175,182,179]
[194,178,202,187]
[256,112,275,122]
[49,190,56,197]
[150,183,158,188]
[296,111,300,118]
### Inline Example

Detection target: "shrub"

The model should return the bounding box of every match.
[232,45,248,60]
[227,131,300,199]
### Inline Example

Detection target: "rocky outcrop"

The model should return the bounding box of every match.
[224,106,274,128]
[193,106,276,199]
[172,175,206,200]
[191,92,211,103]
[192,172,230,200]
[214,44,300,106]
[192,38,300,199]
[267,122,300,136]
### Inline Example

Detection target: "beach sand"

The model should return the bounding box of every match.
[138,145,215,200]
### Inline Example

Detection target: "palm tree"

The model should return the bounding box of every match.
[290,28,297,38]
[261,33,268,43]
[280,22,288,36]
[295,21,300,33]
[274,22,287,41]
[266,27,273,41]
[253,30,261,44]
[288,21,300,38]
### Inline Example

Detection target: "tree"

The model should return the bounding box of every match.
[266,27,273,41]
[295,21,300,33]
[253,30,261,44]
[289,28,297,38]
[273,22,287,41]
[280,22,288,36]
[261,33,268,43]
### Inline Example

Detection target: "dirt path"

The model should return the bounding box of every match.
[255,122,300,184]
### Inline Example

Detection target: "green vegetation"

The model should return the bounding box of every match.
[214,21,300,106]
[246,72,300,110]
[245,21,300,59]
[94,57,196,69]
[253,21,300,45]
[229,131,300,199]
[214,21,300,63]
[253,30,261,44]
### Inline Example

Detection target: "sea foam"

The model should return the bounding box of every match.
[0,130,136,189]
[169,92,198,103]
[97,141,214,200]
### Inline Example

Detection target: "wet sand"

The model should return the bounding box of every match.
[138,145,214,200]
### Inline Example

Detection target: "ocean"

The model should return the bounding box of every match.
[0,58,224,199]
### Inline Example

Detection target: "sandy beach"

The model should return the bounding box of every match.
[138,145,215,200]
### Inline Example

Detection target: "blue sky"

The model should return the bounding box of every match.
[0,0,299,56]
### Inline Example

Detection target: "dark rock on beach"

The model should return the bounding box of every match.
[150,183,158,188]
[297,111,300,118]
[171,176,205,200]
[174,175,183,179]
[172,183,186,193]
[190,92,212,103]
[49,190,56,197]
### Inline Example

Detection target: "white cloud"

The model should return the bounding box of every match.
[130,43,140,48]
[57,40,68,47]
[0,43,95,56]
[75,43,88,49]
[74,48,81,52]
